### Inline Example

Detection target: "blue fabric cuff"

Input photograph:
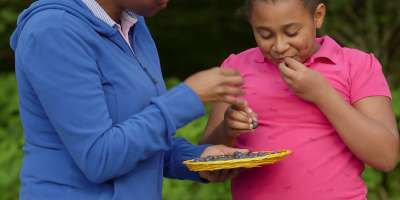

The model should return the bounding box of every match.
[179,143,211,183]
[151,83,205,134]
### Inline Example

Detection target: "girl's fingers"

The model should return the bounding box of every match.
[228,110,252,123]
[230,129,255,137]
[227,119,252,130]
[278,62,297,79]
[282,76,294,85]
[248,110,258,121]
[284,57,305,71]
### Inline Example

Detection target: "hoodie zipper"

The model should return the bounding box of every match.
[114,26,160,95]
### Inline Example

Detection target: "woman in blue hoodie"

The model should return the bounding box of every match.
[10,0,249,199]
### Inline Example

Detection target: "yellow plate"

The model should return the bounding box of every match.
[183,150,292,172]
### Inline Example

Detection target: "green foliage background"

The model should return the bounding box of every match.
[0,0,399,199]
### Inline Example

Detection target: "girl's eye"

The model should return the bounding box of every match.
[286,31,298,37]
[259,32,273,39]
[285,27,301,37]
[260,34,272,39]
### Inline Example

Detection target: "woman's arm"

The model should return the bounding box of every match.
[18,14,245,184]
[163,138,210,181]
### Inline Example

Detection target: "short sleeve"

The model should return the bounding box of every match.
[220,54,238,70]
[349,53,391,104]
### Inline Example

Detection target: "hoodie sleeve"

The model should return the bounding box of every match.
[163,138,210,182]
[16,13,204,184]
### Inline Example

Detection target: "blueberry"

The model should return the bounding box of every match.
[206,156,217,161]
[233,151,248,159]
[223,156,231,160]
[218,155,229,161]
[225,155,234,160]
[248,152,257,158]
[257,152,267,157]
[252,121,259,129]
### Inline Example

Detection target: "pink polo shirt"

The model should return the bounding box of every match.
[222,36,391,200]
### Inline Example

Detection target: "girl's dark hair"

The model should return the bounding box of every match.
[246,0,324,16]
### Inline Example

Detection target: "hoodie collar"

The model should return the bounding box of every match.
[81,0,138,27]
[10,0,124,50]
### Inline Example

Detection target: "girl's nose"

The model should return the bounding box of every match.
[272,38,290,55]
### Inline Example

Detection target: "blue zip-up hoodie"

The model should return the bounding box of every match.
[10,0,208,199]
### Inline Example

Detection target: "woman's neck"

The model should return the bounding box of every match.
[96,0,124,23]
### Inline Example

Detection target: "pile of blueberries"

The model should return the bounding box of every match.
[193,151,270,162]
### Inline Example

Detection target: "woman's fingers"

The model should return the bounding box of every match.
[222,75,244,86]
[218,86,245,96]
[221,96,246,107]
[217,169,231,182]
[226,169,241,180]
[220,68,241,76]
[215,169,243,182]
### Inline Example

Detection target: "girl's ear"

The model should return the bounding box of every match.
[314,3,326,29]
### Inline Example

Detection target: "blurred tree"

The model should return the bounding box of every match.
[0,0,31,73]
[0,1,399,199]
[146,0,254,78]
[1,0,399,84]
[322,0,400,85]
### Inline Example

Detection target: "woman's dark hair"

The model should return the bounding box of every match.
[246,0,324,16]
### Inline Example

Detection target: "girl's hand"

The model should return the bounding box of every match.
[223,102,258,138]
[278,57,334,104]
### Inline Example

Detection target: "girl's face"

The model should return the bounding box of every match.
[118,0,169,16]
[249,0,326,64]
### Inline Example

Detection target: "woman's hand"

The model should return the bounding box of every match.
[198,145,249,182]
[278,57,334,104]
[185,68,245,106]
[223,102,258,138]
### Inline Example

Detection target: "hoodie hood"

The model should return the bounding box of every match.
[10,0,118,50]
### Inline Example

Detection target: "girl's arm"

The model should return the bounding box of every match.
[201,102,234,146]
[316,90,398,172]
[280,57,399,172]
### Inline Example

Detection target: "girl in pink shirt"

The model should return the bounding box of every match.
[201,0,399,199]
